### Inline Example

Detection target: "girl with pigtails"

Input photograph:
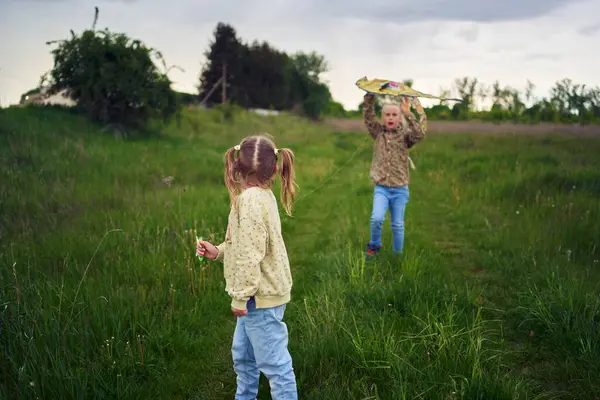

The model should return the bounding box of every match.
[197,134,298,399]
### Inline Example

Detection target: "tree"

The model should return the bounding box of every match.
[46,20,178,129]
[438,87,451,106]
[508,88,525,121]
[453,77,478,109]
[524,80,536,104]
[477,83,489,110]
[238,41,291,109]
[288,51,332,119]
[424,77,600,124]
[198,23,244,105]
[452,77,478,119]
[197,24,332,119]
[324,100,347,117]
[588,87,600,119]
[290,51,329,83]
[491,81,502,107]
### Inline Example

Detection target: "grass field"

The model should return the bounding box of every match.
[1,106,599,399]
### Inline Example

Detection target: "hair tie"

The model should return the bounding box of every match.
[234,145,241,151]
[274,148,279,155]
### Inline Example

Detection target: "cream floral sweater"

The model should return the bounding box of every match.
[216,187,293,310]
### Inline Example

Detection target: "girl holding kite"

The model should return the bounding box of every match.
[362,90,426,259]
[356,77,461,259]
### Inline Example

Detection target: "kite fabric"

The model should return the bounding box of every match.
[356,76,462,136]
[355,77,464,102]
[355,77,427,133]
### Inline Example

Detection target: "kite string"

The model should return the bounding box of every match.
[203,97,427,240]
[295,134,370,203]
[201,133,370,241]
[295,96,427,203]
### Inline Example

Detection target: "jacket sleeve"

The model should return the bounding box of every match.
[363,93,382,139]
[228,198,267,310]
[404,108,426,148]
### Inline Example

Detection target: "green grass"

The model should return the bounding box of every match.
[1,106,599,399]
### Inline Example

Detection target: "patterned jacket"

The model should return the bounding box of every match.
[363,94,426,187]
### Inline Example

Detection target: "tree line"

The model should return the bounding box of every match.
[327,77,600,125]
[196,23,600,125]
[197,23,331,120]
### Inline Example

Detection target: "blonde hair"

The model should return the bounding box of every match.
[380,96,408,129]
[382,102,401,113]
[224,134,297,216]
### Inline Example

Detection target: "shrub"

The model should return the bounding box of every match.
[46,23,178,129]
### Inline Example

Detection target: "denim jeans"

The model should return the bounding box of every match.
[369,184,409,254]
[232,297,297,400]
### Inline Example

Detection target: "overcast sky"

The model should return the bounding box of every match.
[1,0,599,110]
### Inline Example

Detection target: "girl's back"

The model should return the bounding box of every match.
[195,134,298,399]
[223,186,292,310]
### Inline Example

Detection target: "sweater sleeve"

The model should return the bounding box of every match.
[229,197,267,310]
[215,242,227,261]
[363,93,382,139]
[404,99,427,148]
[215,225,230,262]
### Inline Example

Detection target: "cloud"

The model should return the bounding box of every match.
[579,22,600,36]
[456,25,479,42]
[272,0,585,23]
[180,0,585,30]
[1,0,599,110]
[9,0,138,2]
[522,53,561,61]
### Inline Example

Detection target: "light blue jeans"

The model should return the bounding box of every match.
[369,184,409,254]
[232,297,297,400]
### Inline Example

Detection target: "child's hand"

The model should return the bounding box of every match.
[197,240,219,260]
[400,97,411,115]
[232,307,248,317]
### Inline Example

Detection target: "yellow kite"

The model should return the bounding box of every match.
[355,77,463,102]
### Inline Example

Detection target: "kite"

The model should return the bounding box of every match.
[355,76,463,102]
[356,76,462,136]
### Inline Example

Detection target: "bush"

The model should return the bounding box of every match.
[212,102,244,122]
[46,27,178,129]
[301,81,332,121]
[323,100,347,118]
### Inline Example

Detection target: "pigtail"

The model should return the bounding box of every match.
[224,147,240,208]
[277,148,297,216]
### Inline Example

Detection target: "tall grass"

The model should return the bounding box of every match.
[1,106,599,399]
